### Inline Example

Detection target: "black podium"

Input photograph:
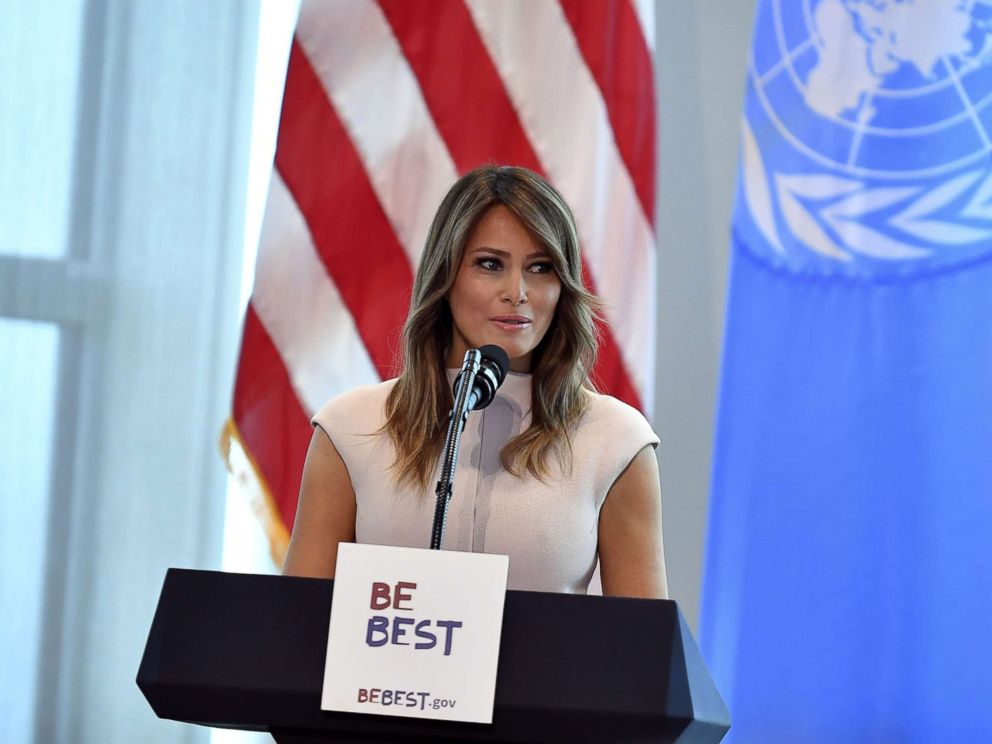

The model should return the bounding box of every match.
[137,569,729,743]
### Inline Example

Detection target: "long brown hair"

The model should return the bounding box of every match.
[383,165,601,488]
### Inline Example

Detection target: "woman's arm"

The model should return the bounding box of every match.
[281,427,357,578]
[598,445,669,599]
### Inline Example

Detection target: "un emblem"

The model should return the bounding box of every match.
[740,0,992,275]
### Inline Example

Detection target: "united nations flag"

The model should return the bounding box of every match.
[701,1,992,742]
[740,0,992,274]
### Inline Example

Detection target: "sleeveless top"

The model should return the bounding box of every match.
[311,372,659,594]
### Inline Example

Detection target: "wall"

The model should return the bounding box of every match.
[654,0,756,631]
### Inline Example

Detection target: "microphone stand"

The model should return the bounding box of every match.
[429,349,481,550]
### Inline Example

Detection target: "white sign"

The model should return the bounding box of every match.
[321,543,509,723]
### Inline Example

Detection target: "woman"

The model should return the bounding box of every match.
[283,165,667,598]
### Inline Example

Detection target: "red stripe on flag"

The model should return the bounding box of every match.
[581,265,641,409]
[277,39,413,379]
[232,304,312,531]
[381,0,643,410]
[378,0,542,174]
[594,318,641,409]
[558,0,656,223]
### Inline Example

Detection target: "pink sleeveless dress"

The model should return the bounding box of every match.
[311,372,659,593]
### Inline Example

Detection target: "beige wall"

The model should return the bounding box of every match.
[653,0,756,631]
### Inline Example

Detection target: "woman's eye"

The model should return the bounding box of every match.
[476,257,501,271]
[528,261,554,274]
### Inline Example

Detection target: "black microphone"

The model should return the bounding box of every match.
[454,344,510,411]
[431,344,511,550]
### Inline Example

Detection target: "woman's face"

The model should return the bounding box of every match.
[446,205,562,373]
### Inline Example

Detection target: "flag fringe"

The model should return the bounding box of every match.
[219,416,291,568]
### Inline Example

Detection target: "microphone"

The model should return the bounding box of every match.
[454,344,510,411]
[430,344,509,550]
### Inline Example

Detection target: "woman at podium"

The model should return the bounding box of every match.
[283,165,667,599]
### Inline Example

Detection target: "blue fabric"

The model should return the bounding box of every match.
[701,2,992,741]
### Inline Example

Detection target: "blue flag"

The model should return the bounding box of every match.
[701,1,992,741]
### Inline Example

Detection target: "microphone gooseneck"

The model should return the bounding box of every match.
[429,345,510,550]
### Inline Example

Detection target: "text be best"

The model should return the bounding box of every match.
[364,581,463,656]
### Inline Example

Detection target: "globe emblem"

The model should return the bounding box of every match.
[751,0,992,180]
[739,0,992,274]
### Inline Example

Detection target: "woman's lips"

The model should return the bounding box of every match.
[490,315,532,331]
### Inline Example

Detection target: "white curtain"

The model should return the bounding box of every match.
[0,1,260,742]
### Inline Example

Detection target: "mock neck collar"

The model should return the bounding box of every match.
[445,368,531,406]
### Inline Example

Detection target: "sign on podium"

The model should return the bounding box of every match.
[321,543,509,723]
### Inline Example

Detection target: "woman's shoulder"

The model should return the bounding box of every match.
[311,378,398,435]
[579,388,660,447]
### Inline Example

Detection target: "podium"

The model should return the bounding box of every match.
[137,569,729,743]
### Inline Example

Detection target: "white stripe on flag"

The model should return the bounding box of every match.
[465,0,657,408]
[253,171,380,415]
[632,0,656,52]
[296,0,459,266]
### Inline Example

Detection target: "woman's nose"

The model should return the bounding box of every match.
[501,268,529,305]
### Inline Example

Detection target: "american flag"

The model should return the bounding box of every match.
[223,0,658,563]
